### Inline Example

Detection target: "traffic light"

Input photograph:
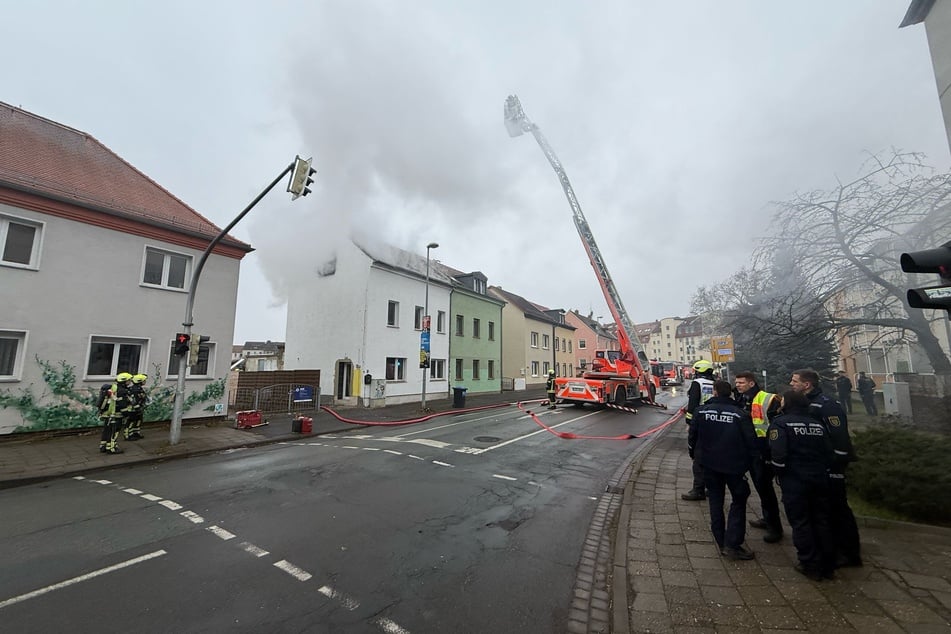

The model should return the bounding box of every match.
[901,240,951,313]
[188,335,211,367]
[174,333,190,356]
[287,155,316,200]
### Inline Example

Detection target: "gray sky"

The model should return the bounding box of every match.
[3,1,949,343]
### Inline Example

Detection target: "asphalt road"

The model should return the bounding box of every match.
[0,391,684,633]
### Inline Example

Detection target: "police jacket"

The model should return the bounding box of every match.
[687,395,757,475]
[768,408,834,484]
[804,388,856,474]
[685,374,715,423]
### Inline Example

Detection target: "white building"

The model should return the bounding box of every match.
[0,103,250,434]
[284,237,453,406]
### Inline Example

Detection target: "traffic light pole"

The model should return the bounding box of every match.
[170,162,294,444]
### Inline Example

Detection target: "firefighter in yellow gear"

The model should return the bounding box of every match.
[98,372,134,454]
[546,369,557,410]
[124,373,149,440]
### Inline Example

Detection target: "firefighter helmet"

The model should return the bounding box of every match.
[548,369,556,376]
[116,372,134,383]
[692,360,714,374]
[132,373,147,384]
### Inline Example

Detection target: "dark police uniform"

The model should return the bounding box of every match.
[805,388,861,567]
[769,408,836,579]
[737,387,783,539]
[683,372,715,498]
[688,395,758,552]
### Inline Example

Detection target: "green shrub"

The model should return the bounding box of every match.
[849,425,951,525]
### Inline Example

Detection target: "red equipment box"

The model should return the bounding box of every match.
[292,416,313,434]
[235,410,264,429]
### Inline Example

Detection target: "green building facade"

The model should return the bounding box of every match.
[446,271,505,395]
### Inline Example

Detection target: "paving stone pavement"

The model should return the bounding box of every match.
[617,421,951,633]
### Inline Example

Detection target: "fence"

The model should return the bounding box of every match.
[229,383,320,415]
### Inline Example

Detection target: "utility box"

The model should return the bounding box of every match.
[882,382,912,420]
[364,378,387,408]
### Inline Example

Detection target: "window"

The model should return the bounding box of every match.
[562,363,567,377]
[1,215,42,269]
[455,315,464,336]
[455,358,464,380]
[472,318,481,339]
[385,357,406,380]
[530,332,539,348]
[474,278,486,294]
[488,360,495,380]
[387,301,399,327]
[579,339,587,349]
[542,334,550,349]
[437,311,446,334]
[473,359,480,379]
[488,321,495,341]
[543,361,551,375]
[568,340,572,353]
[569,365,574,377]
[531,361,540,376]
[430,359,445,380]
[87,337,143,378]
[167,339,215,377]
[0,331,26,379]
[414,306,424,330]
[142,247,189,290]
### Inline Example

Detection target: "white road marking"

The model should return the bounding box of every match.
[528,481,541,487]
[207,526,236,541]
[406,438,450,449]
[180,511,205,524]
[343,434,373,439]
[140,494,163,502]
[317,585,360,610]
[308,442,323,446]
[322,435,338,439]
[240,542,269,558]
[361,447,381,451]
[72,476,86,480]
[274,560,312,581]
[475,410,605,454]
[432,460,454,468]
[588,496,598,500]
[159,500,183,510]
[454,447,481,454]
[383,449,403,456]
[392,410,503,436]
[408,455,424,461]
[375,617,412,633]
[122,488,143,495]
[93,479,112,485]
[492,474,517,481]
[0,550,166,610]
[342,446,360,450]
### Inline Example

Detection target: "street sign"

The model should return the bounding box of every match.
[419,330,431,368]
[710,335,735,363]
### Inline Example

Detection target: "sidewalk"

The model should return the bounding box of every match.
[0,388,546,488]
[616,421,951,633]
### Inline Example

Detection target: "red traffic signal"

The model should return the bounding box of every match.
[174,333,191,356]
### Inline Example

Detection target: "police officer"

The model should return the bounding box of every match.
[769,389,836,580]
[681,359,716,501]
[734,371,783,543]
[546,369,557,410]
[688,380,758,560]
[98,372,134,454]
[790,368,862,568]
[124,373,149,440]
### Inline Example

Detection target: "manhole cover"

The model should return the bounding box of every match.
[474,436,501,443]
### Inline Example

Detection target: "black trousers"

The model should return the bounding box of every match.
[837,391,853,414]
[860,393,877,415]
[750,456,782,532]
[828,475,862,562]
[779,475,835,575]
[703,468,750,549]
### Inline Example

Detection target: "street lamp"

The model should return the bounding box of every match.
[421,242,439,411]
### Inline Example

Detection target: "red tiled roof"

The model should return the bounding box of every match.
[0,102,250,251]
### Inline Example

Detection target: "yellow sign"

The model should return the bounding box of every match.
[710,335,735,363]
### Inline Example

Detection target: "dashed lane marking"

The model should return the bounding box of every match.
[159,500,183,511]
[180,511,205,524]
[383,449,403,456]
[274,559,312,582]
[432,460,454,468]
[375,617,412,634]
[240,542,269,558]
[492,474,517,481]
[123,488,143,495]
[317,585,360,610]
[207,525,236,541]
[140,494,163,502]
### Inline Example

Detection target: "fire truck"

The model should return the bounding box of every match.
[653,361,683,387]
[504,95,661,409]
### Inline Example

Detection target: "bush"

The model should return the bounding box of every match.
[849,425,951,525]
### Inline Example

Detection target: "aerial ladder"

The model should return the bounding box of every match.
[503,95,661,409]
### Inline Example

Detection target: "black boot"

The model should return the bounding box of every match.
[681,489,706,501]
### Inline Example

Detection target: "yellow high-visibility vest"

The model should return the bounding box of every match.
[751,390,774,438]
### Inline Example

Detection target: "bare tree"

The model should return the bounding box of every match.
[697,151,951,374]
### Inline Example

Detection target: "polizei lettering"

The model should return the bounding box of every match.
[791,425,825,436]
[702,412,742,423]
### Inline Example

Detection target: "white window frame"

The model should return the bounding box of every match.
[437,311,446,334]
[531,361,540,377]
[488,321,495,341]
[530,332,539,348]
[0,329,28,380]
[414,306,424,330]
[385,356,406,381]
[167,339,216,378]
[387,301,400,327]
[85,335,146,380]
[542,334,550,350]
[0,213,43,270]
[141,246,191,291]
[455,314,464,336]
[429,359,446,380]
